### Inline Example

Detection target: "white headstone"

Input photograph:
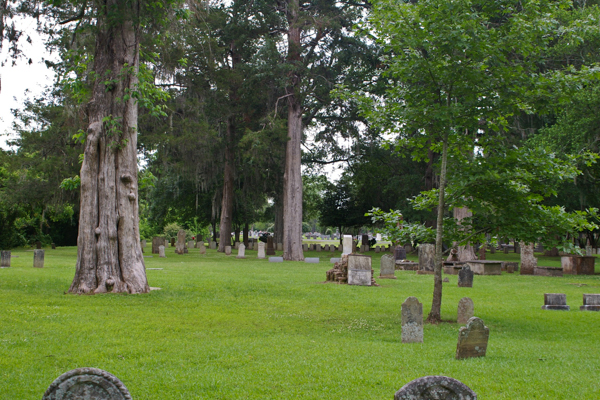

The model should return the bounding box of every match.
[376,233,382,241]
[342,235,353,255]
[159,245,166,258]
[237,244,246,259]
[257,242,266,259]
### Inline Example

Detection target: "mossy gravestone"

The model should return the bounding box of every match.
[42,368,131,400]
[401,296,423,343]
[394,376,477,400]
[456,317,489,359]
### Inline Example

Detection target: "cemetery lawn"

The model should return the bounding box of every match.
[2,246,600,399]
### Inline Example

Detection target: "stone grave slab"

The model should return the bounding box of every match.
[269,257,284,263]
[502,261,518,273]
[395,261,418,271]
[159,246,166,258]
[401,296,423,343]
[342,235,353,255]
[458,265,473,288]
[305,257,319,263]
[257,242,266,259]
[534,266,563,277]
[561,256,595,275]
[456,317,489,360]
[1,251,10,268]
[379,254,396,279]
[466,260,502,275]
[236,244,246,259]
[394,376,477,400]
[542,293,569,310]
[42,367,131,400]
[347,254,372,286]
[581,294,600,311]
[33,249,44,268]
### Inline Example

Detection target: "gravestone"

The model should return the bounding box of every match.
[376,233,382,242]
[316,244,322,252]
[561,256,595,275]
[225,246,232,256]
[187,241,194,250]
[520,242,537,274]
[443,277,449,283]
[42,367,131,400]
[458,265,474,288]
[234,242,239,250]
[394,376,477,400]
[534,266,563,277]
[542,293,569,310]
[478,245,486,260]
[342,235,353,255]
[457,297,474,324]
[33,249,44,268]
[394,246,407,261]
[198,242,206,254]
[467,260,502,275]
[502,261,519,273]
[176,230,186,255]
[379,254,396,279]
[170,237,175,247]
[347,254,372,286]
[141,239,146,249]
[159,245,166,258]
[269,257,284,262]
[580,294,600,311]
[237,244,246,259]
[257,242,266,259]
[361,234,369,246]
[51,243,56,250]
[305,257,319,263]
[418,244,435,272]
[456,317,489,359]
[324,244,330,252]
[36,241,42,249]
[1,251,10,267]
[210,241,217,250]
[277,243,283,251]
[375,246,380,253]
[401,296,423,343]
[152,237,162,254]
[302,244,308,252]
[267,237,276,256]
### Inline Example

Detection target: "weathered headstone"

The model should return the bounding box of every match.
[394,246,407,261]
[347,254,372,286]
[170,237,175,247]
[394,376,477,400]
[401,296,423,343]
[457,297,474,324]
[267,237,276,255]
[236,244,246,259]
[305,257,319,263]
[209,241,217,250]
[375,246,381,253]
[36,241,42,249]
[342,235,353,255]
[379,254,396,279]
[159,245,166,258]
[458,265,473,288]
[225,246,232,255]
[51,243,56,250]
[187,241,194,250]
[1,251,10,267]
[276,242,283,251]
[542,293,569,310]
[456,317,489,359]
[418,244,435,272]
[176,230,186,255]
[520,242,537,275]
[586,245,593,256]
[42,367,131,400]
[141,239,146,249]
[478,245,486,260]
[316,244,322,252]
[324,244,330,252]
[533,266,563,277]
[580,294,600,311]
[198,242,206,254]
[361,234,369,246]
[302,243,308,252]
[561,255,595,275]
[257,242,266,259]
[152,237,162,254]
[33,249,44,268]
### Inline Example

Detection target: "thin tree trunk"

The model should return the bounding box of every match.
[274,195,284,245]
[218,119,235,252]
[283,0,304,261]
[70,0,148,294]
[427,132,449,323]
[243,222,249,247]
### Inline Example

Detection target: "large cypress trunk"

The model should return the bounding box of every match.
[218,119,235,252]
[69,0,148,294]
[282,0,304,261]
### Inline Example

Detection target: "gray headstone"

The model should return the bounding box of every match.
[158,245,166,258]
[305,257,319,263]
[269,257,284,263]
[418,243,435,272]
[581,294,600,311]
[225,246,232,256]
[394,246,407,261]
[176,230,186,254]
[42,367,132,400]
[456,317,489,359]
[394,376,477,400]
[51,243,56,249]
[277,242,283,251]
[210,241,217,250]
[330,258,340,263]
[542,293,569,310]
[457,297,474,324]
[347,254,372,286]
[302,243,308,251]
[1,251,10,267]
[199,242,206,254]
[375,246,380,253]
[401,296,423,343]
[458,265,473,288]
[236,244,246,259]
[324,244,330,252]
[257,242,266,259]
[379,254,396,279]
[342,235,353,255]
[152,237,161,254]
[33,249,44,268]
[187,240,194,250]
[141,240,146,248]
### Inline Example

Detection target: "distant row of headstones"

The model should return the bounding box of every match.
[0,250,44,268]
[542,293,600,311]
[40,368,477,399]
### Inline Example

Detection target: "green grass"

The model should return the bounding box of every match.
[1,246,600,399]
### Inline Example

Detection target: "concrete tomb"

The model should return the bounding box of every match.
[466,260,502,275]
[561,255,595,275]
[534,266,563,277]
[542,293,570,310]
[457,297,474,324]
[1,251,10,268]
[348,254,373,286]
[580,294,600,311]
[456,317,489,360]
[257,242,266,259]
[458,265,474,288]
[33,249,44,268]
[379,254,396,279]
[42,367,131,400]
[394,376,477,400]
[401,296,423,343]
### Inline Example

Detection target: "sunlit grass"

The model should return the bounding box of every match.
[1,245,599,399]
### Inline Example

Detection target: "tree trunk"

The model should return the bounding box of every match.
[282,0,304,261]
[218,119,235,253]
[427,132,449,323]
[243,223,249,247]
[453,206,478,261]
[70,0,148,294]
[274,195,284,245]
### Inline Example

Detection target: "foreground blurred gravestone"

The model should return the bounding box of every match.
[42,367,132,400]
[401,296,423,343]
[394,375,477,400]
[456,317,489,359]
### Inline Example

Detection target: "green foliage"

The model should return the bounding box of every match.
[162,222,183,240]
[366,208,435,246]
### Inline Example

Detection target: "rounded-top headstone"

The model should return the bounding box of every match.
[395,375,477,400]
[42,368,132,400]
